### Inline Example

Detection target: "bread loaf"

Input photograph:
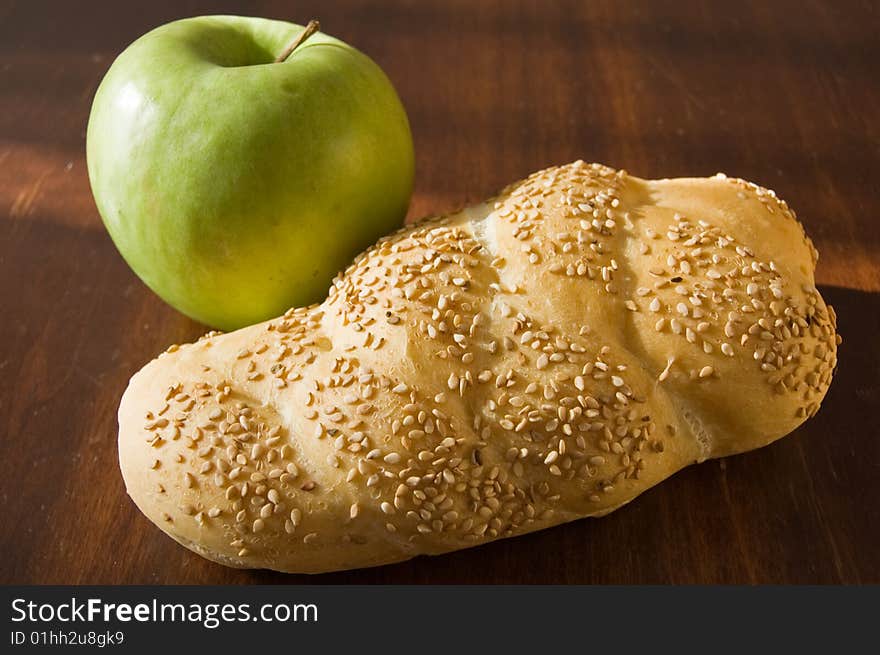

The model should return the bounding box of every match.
[118,162,839,573]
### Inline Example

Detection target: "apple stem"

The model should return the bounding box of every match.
[275,20,321,63]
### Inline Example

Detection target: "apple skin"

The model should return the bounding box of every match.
[87,16,414,330]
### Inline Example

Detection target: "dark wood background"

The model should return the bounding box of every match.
[1,0,877,584]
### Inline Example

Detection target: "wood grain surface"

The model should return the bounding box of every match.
[1,0,878,584]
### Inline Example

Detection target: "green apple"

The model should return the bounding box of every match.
[87,16,414,330]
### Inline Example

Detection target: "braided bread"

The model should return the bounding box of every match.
[118,162,839,573]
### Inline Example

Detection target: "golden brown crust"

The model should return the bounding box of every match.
[118,162,839,573]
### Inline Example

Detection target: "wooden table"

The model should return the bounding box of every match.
[1,0,877,584]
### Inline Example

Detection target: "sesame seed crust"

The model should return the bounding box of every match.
[118,161,839,573]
